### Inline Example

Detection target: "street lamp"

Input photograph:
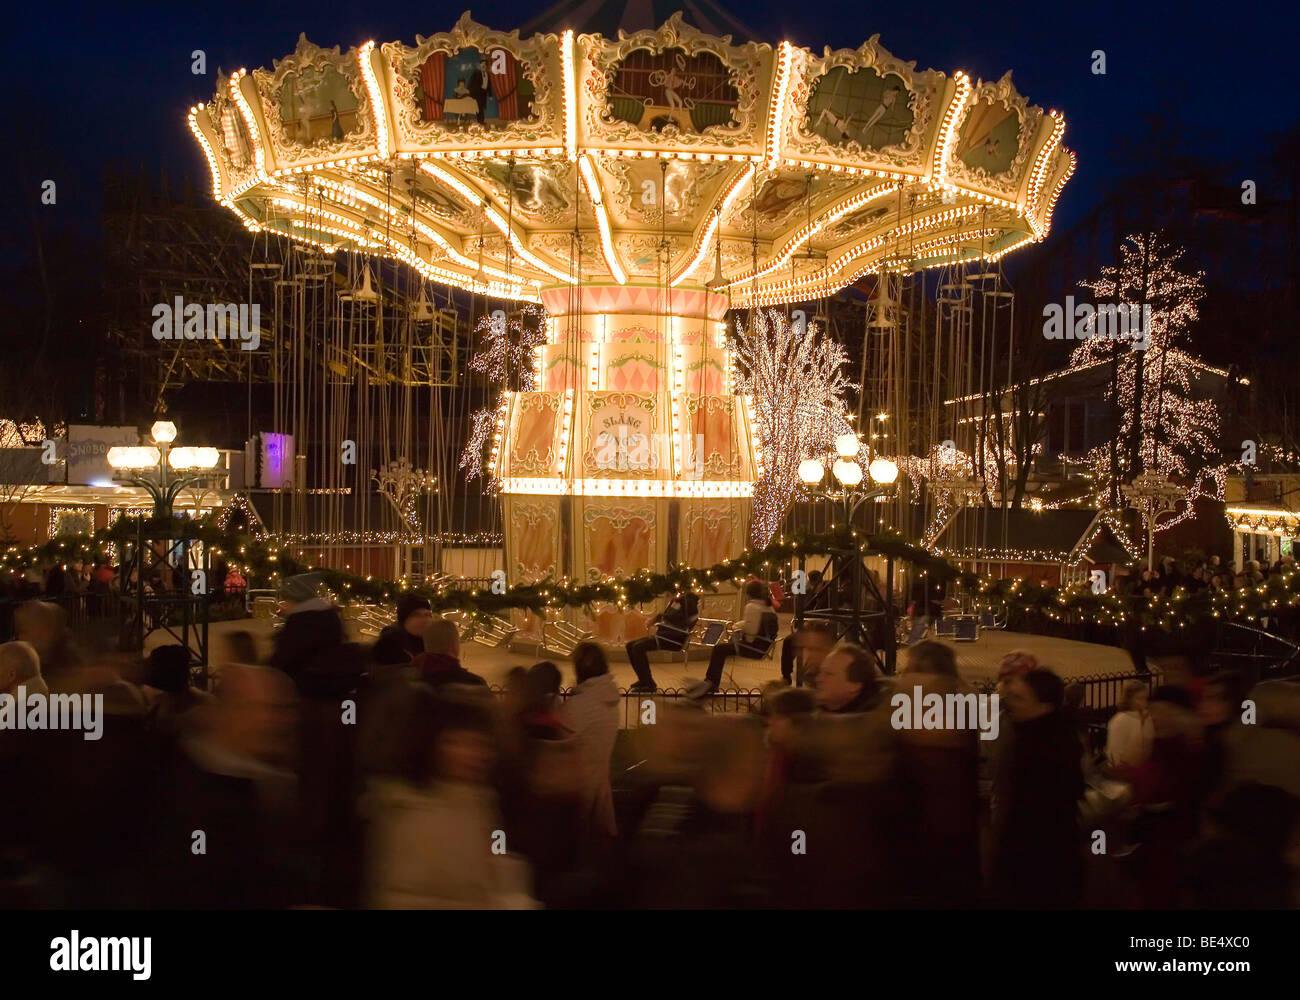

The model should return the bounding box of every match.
[798,438,900,654]
[108,423,220,519]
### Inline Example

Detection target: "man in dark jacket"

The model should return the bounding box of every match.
[990,667,1084,908]
[371,594,433,669]
[270,574,364,700]
[412,617,487,688]
[269,573,366,906]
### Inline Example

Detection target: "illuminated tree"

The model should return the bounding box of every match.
[733,308,855,546]
[1069,232,1217,532]
[460,304,546,481]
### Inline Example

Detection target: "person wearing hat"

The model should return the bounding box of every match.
[372,595,434,669]
[270,573,362,700]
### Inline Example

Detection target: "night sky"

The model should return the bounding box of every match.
[4,1,1295,262]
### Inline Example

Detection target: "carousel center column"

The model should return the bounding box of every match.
[496,283,761,647]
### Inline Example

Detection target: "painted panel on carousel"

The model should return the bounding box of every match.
[583,393,662,478]
[506,392,564,477]
[955,99,1021,176]
[510,499,561,581]
[583,504,656,582]
[415,46,536,126]
[470,159,573,224]
[278,64,363,145]
[681,505,740,568]
[806,67,914,151]
[606,47,738,133]
[679,396,742,479]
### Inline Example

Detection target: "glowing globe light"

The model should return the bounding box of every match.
[798,458,826,485]
[868,458,899,484]
[835,432,861,459]
[169,447,221,471]
[107,446,161,470]
[150,420,178,444]
[832,459,863,486]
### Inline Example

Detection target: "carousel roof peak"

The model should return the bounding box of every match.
[520,0,759,44]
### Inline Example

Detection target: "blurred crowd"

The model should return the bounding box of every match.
[1,576,1298,910]
[0,552,247,605]
[1129,553,1294,597]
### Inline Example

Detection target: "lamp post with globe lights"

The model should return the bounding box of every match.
[796,431,900,668]
[107,420,222,519]
[107,420,222,667]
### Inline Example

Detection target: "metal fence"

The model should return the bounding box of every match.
[490,685,768,729]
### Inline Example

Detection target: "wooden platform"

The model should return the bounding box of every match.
[191,617,1135,690]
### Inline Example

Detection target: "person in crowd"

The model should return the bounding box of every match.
[270,573,363,700]
[814,643,881,714]
[894,641,980,906]
[1128,685,1209,907]
[372,594,433,669]
[627,717,767,908]
[365,688,534,908]
[1158,555,1181,590]
[1186,565,1208,593]
[1105,678,1154,775]
[990,666,1084,908]
[517,661,568,738]
[688,580,777,698]
[92,560,116,589]
[906,571,946,643]
[496,661,586,906]
[151,664,300,908]
[413,617,487,689]
[0,639,46,698]
[626,592,699,694]
[14,600,81,687]
[803,570,829,611]
[1196,670,1248,797]
[221,629,260,667]
[779,619,836,687]
[1182,782,1300,908]
[1220,678,1300,799]
[269,573,366,906]
[142,643,213,738]
[562,642,620,839]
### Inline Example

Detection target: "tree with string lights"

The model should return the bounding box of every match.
[1067,232,1219,536]
[733,308,856,547]
[460,305,546,481]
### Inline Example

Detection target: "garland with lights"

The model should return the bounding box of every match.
[7,515,1300,637]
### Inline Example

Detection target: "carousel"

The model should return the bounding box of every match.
[187,6,1074,639]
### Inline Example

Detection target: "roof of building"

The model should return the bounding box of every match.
[933,507,1135,565]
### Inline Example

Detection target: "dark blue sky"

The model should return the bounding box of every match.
[7,0,1297,249]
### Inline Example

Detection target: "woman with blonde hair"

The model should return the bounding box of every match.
[1105,679,1155,773]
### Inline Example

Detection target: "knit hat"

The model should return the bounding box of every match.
[396,593,432,626]
[277,572,324,603]
[997,649,1038,680]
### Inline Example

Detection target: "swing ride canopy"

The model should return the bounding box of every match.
[189,8,1075,310]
